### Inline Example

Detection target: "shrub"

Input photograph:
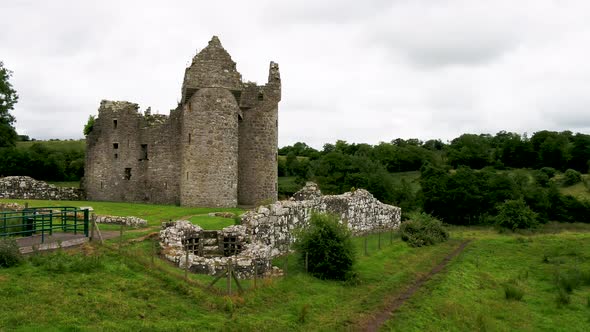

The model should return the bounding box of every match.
[495,199,538,230]
[540,167,557,178]
[503,282,524,301]
[0,238,23,268]
[400,212,449,247]
[294,213,355,280]
[563,169,582,186]
[83,115,95,136]
[556,288,570,306]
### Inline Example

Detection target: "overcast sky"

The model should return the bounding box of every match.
[1,0,590,148]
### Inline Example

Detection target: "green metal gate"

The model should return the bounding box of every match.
[0,207,89,243]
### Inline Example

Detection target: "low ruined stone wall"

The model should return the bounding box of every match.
[159,221,273,278]
[0,176,83,201]
[94,215,148,227]
[241,183,401,256]
[0,202,25,211]
[159,183,401,279]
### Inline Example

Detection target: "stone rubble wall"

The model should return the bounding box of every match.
[0,176,83,201]
[241,183,401,256]
[159,221,273,279]
[94,215,148,227]
[159,183,401,279]
[0,202,26,211]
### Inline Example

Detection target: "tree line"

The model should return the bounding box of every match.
[279,131,590,226]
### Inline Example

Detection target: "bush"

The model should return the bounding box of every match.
[400,212,449,247]
[540,167,557,178]
[0,238,23,268]
[294,213,355,280]
[495,199,538,230]
[503,282,524,301]
[563,169,582,186]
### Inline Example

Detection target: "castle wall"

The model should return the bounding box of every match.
[85,101,180,204]
[180,88,239,207]
[85,37,279,208]
[238,83,279,205]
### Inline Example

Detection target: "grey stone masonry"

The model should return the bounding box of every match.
[159,183,401,279]
[160,221,273,279]
[241,182,402,256]
[94,215,147,227]
[85,36,280,208]
[0,176,83,201]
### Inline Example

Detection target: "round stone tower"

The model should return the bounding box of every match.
[238,62,281,205]
[179,36,243,207]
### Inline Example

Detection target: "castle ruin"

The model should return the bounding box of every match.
[84,36,280,207]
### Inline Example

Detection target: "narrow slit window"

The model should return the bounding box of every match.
[124,168,132,180]
[140,144,148,160]
[188,133,191,144]
[257,93,264,101]
[114,153,118,159]
[186,172,189,180]
[100,181,103,189]
[113,119,118,129]
[113,143,119,149]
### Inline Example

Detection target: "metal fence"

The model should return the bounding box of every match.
[0,207,89,243]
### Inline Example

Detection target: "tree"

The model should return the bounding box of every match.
[495,199,538,230]
[0,61,19,147]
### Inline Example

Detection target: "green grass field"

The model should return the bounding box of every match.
[1,198,590,330]
[0,198,244,227]
[16,139,85,151]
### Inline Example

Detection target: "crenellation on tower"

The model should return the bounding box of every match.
[85,36,280,207]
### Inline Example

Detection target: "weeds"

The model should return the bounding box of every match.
[29,250,103,273]
[555,288,571,306]
[503,281,524,301]
[298,304,310,324]
[0,237,23,268]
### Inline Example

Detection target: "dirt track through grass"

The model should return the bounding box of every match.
[363,239,472,331]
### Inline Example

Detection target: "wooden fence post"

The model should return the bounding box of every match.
[185,245,189,281]
[227,259,232,296]
[119,224,123,251]
[90,213,95,242]
[390,228,393,245]
[253,259,257,288]
[151,240,156,267]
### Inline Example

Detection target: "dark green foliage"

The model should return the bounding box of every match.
[400,212,449,247]
[495,199,538,230]
[0,238,23,268]
[569,133,590,172]
[503,282,524,301]
[311,151,396,203]
[0,61,19,148]
[0,140,85,181]
[555,287,571,305]
[447,134,493,169]
[532,170,550,187]
[562,169,582,186]
[83,115,95,136]
[294,213,355,280]
[539,167,557,178]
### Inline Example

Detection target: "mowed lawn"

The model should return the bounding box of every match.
[0,198,244,227]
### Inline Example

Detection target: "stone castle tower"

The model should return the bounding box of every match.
[84,36,280,207]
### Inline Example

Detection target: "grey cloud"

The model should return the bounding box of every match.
[263,0,391,24]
